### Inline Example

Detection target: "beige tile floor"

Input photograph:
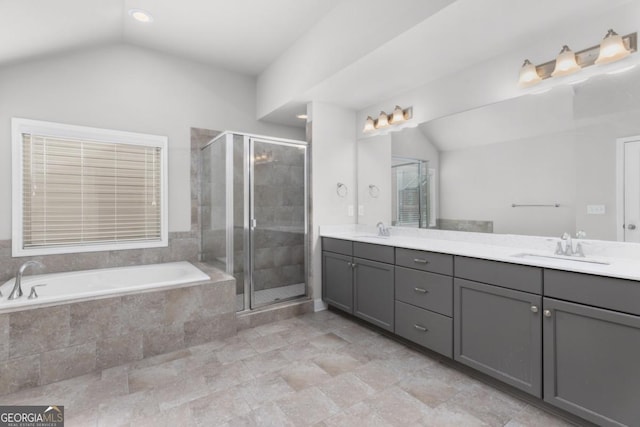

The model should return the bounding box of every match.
[1,310,579,426]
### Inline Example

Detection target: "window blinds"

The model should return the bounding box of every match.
[22,134,162,248]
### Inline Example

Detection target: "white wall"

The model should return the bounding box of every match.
[357,134,392,226]
[0,44,303,239]
[309,102,357,305]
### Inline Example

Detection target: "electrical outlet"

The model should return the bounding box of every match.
[587,204,606,215]
[347,205,354,217]
[358,205,364,216]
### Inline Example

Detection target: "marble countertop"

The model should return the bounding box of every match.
[320,226,640,282]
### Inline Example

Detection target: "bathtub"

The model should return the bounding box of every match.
[0,261,211,314]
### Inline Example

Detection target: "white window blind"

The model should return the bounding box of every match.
[12,118,168,256]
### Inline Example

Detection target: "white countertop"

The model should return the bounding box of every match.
[320,225,640,282]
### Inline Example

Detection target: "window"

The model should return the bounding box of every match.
[12,118,168,256]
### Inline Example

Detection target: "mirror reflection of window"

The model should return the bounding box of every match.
[391,157,435,228]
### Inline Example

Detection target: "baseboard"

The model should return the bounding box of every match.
[314,298,328,312]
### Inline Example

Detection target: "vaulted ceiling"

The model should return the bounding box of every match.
[1,0,637,127]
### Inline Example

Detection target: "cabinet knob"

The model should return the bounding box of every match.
[544,310,552,318]
[413,324,428,332]
[530,305,539,313]
[414,287,428,294]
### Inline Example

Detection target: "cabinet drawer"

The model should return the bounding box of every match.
[354,242,394,264]
[395,301,452,358]
[395,248,453,275]
[545,269,640,316]
[322,237,353,256]
[395,267,452,316]
[455,256,542,294]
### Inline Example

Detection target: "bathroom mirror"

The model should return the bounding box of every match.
[357,65,640,242]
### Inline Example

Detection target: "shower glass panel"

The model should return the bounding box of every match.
[201,132,307,312]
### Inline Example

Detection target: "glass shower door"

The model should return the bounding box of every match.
[250,138,307,308]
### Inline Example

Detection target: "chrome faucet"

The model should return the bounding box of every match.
[557,231,586,258]
[376,221,390,237]
[8,261,44,300]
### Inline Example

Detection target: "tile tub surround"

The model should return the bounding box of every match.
[0,263,236,396]
[320,224,640,282]
[0,310,579,426]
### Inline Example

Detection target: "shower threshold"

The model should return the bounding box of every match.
[236,282,306,311]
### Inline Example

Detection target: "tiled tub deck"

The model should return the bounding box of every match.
[0,263,235,395]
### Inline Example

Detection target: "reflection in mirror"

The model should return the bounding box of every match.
[391,157,434,228]
[357,66,640,242]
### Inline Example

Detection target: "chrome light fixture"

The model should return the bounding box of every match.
[551,45,581,77]
[518,59,542,87]
[595,29,631,64]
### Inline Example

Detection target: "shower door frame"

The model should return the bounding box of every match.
[247,136,309,310]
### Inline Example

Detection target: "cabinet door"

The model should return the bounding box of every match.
[322,251,353,313]
[353,257,394,331]
[543,298,640,427]
[454,279,542,397]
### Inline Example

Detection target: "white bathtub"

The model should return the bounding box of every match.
[0,261,211,314]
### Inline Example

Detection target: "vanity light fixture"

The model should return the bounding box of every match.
[363,106,413,133]
[551,45,581,77]
[595,29,631,65]
[518,30,637,89]
[129,9,154,23]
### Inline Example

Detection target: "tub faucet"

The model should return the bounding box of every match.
[8,261,44,300]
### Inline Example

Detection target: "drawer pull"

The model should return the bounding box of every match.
[413,258,429,264]
[413,324,428,332]
[413,287,428,294]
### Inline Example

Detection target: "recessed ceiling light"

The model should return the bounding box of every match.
[296,114,307,119]
[129,9,154,23]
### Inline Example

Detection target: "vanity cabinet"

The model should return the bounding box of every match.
[453,257,543,397]
[542,270,640,426]
[322,238,395,331]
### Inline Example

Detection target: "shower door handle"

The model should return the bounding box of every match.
[250,218,257,230]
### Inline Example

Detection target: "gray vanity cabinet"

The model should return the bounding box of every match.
[322,251,354,313]
[454,278,542,397]
[543,297,640,426]
[353,257,394,331]
[322,238,395,330]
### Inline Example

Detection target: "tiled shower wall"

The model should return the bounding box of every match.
[0,128,218,284]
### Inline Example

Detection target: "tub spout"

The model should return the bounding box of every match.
[8,261,44,300]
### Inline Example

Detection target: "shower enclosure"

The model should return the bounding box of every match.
[201,132,308,311]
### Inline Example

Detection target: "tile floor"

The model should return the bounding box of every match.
[1,310,578,426]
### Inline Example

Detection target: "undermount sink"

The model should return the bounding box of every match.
[511,253,610,265]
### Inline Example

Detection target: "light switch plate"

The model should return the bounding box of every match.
[358,205,364,216]
[347,205,354,217]
[587,204,606,215]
